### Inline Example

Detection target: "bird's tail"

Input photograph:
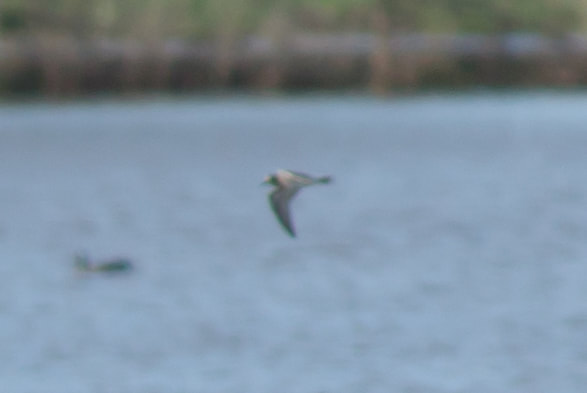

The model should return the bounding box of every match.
[317,176,332,184]
[74,253,92,271]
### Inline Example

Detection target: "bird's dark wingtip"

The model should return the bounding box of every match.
[284,227,296,238]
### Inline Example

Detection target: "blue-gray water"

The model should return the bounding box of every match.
[1,92,587,392]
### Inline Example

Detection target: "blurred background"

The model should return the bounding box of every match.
[3,2,587,393]
[1,0,587,96]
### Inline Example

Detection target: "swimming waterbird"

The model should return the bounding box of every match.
[74,253,134,274]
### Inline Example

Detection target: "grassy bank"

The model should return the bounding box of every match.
[1,1,587,95]
[1,33,586,96]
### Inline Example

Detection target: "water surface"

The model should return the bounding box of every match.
[1,92,587,392]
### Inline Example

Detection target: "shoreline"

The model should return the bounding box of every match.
[2,33,587,96]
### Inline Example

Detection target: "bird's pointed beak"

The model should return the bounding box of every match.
[260,176,271,186]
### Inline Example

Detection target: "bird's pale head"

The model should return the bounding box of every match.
[262,174,278,186]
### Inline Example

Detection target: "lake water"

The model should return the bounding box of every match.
[1,92,587,392]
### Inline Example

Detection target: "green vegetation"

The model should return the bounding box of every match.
[1,0,586,38]
[1,1,586,95]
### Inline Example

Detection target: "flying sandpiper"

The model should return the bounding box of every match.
[262,169,331,237]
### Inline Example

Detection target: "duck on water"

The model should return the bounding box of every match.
[74,253,134,274]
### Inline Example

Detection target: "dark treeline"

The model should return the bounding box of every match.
[1,0,587,95]
[3,0,583,37]
[3,33,587,96]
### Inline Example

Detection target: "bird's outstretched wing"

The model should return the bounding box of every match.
[269,188,296,237]
[278,169,316,187]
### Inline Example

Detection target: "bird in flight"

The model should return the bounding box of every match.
[262,169,331,237]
